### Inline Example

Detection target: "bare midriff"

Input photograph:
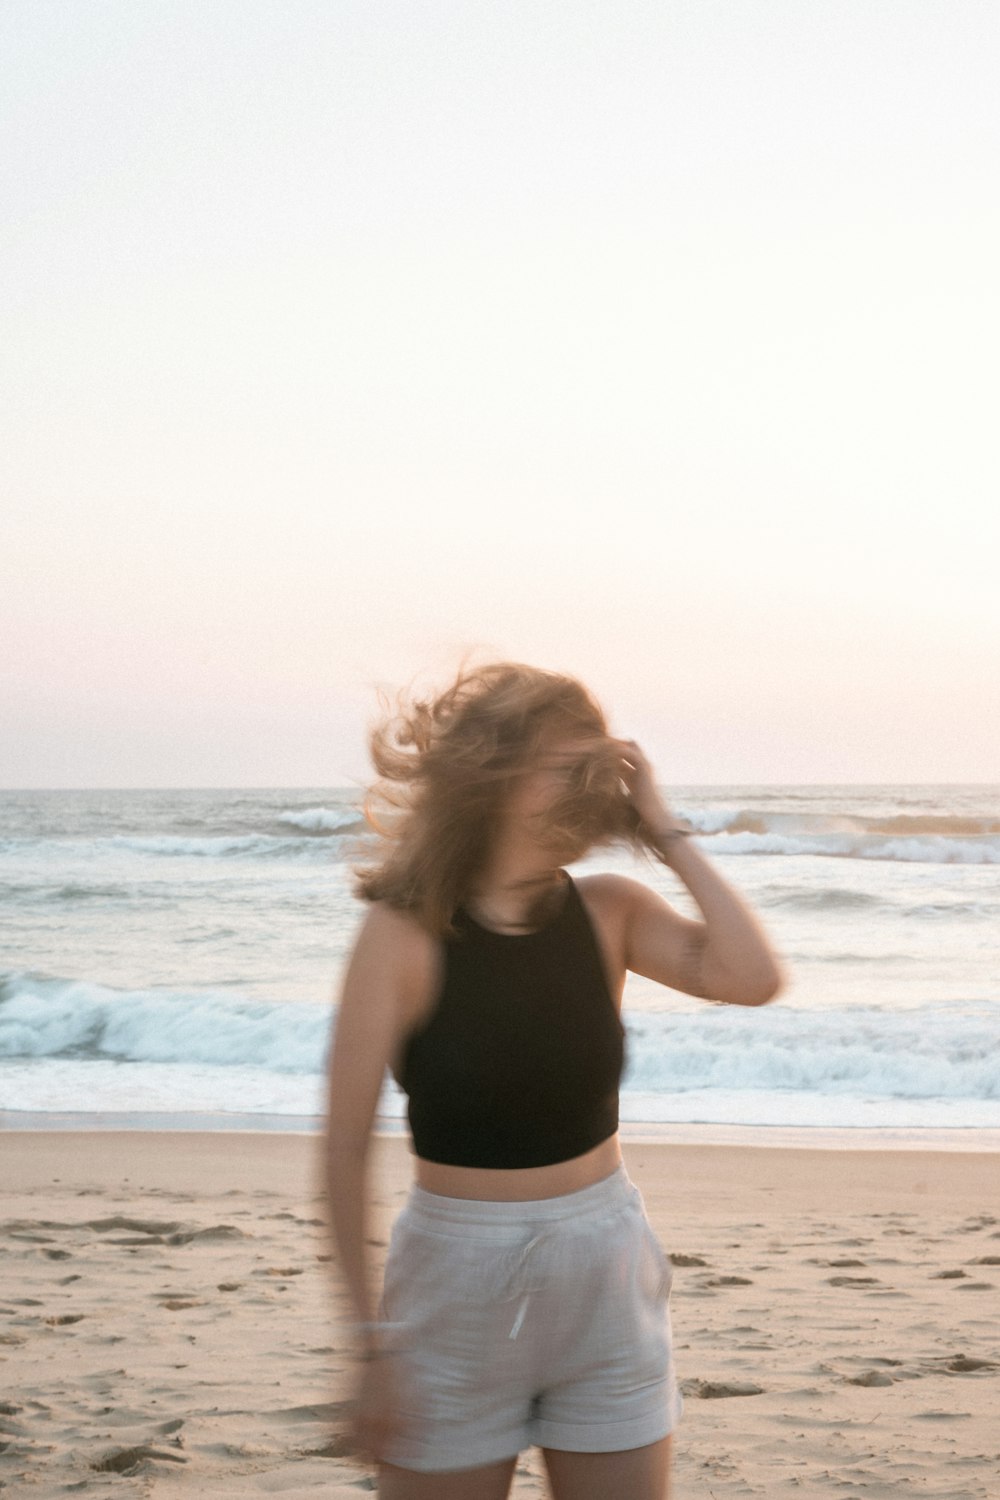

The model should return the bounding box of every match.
[414,1132,623,1202]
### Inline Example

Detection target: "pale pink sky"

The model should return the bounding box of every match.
[3,1,998,786]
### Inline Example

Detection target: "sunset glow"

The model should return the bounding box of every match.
[4,1,997,785]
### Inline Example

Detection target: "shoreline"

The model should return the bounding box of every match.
[3,1108,1000,1153]
[3,1126,999,1215]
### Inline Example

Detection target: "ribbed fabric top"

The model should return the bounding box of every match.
[396,875,626,1169]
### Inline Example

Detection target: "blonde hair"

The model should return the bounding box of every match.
[355,661,650,935]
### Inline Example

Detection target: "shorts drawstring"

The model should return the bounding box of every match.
[398,1167,638,1343]
[507,1227,553,1340]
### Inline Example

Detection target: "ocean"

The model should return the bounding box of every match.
[1,785,998,1144]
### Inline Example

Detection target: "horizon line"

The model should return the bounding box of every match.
[2,781,997,794]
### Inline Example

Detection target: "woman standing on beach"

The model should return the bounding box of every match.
[325,662,783,1499]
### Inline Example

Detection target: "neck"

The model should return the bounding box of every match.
[469,836,565,930]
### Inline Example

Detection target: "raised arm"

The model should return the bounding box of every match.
[615,739,785,1006]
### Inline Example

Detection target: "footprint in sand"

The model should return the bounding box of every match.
[85,1216,182,1235]
[268,1399,351,1423]
[919,1354,998,1377]
[91,1445,187,1474]
[681,1379,764,1399]
[168,1225,246,1245]
[300,1434,355,1458]
[955,1215,998,1234]
[156,1420,184,1437]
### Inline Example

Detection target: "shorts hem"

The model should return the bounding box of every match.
[378,1436,527,1475]
[531,1391,684,1453]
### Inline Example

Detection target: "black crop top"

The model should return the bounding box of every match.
[395,875,626,1169]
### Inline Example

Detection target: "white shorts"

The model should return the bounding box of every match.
[376,1164,683,1473]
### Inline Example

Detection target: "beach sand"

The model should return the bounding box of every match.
[1,1132,997,1498]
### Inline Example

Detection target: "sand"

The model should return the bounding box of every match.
[1,1131,998,1498]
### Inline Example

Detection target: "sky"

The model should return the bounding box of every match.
[3,0,998,787]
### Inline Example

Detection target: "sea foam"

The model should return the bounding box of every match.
[3,972,997,1106]
[0,972,330,1071]
[276,806,364,834]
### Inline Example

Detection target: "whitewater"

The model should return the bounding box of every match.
[1,785,997,1140]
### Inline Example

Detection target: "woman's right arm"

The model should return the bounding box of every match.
[323,902,432,1349]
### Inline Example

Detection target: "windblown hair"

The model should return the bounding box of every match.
[355,662,652,936]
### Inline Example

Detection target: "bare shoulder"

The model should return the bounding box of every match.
[353,899,435,955]
[348,900,439,1001]
[327,901,441,1127]
[574,871,667,920]
[572,872,672,994]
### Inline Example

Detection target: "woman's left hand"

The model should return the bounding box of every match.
[613,739,675,834]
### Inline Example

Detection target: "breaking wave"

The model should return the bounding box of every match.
[3,972,997,1105]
